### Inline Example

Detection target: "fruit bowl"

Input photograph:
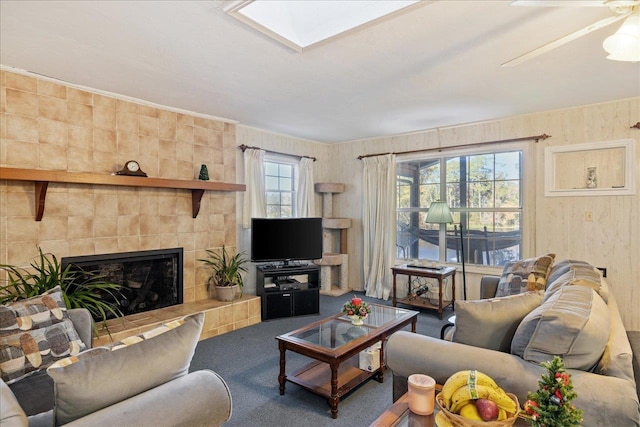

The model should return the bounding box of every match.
[435,392,520,427]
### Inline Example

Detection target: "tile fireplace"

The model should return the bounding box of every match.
[61,248,183,321]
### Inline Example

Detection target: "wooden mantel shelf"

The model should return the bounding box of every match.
[0,167,246,221]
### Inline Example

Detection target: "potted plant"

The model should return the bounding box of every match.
[0,247,124,336]
[199,245,248,301]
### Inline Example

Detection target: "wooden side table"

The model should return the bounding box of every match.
[391,265,456,319]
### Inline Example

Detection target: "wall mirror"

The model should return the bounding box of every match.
[544,139,635,197]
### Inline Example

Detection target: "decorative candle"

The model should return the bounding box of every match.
[408,374,436,415]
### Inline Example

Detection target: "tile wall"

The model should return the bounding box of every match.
[0,69,261,335]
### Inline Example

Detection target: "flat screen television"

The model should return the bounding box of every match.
[251,217,323,265]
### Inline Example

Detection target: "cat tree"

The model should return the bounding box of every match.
[313,183,351,296]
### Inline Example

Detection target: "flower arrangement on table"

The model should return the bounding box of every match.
[342,296,371,325]
[523,356,583,427]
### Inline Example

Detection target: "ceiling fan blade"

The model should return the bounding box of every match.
[501,12,631,66]
[511,1,608,7]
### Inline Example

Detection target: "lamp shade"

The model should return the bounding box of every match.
[603,14,640,62]
[426,201,453,224]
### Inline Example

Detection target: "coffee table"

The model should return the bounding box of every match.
[276,303,418,419]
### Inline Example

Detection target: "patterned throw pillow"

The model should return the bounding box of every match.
[0,286,86,384]
[495,253,556,297]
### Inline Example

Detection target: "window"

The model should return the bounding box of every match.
[265,159,297,218]
[396,150,522,266]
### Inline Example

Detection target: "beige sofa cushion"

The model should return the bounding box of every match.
[511,285,610,370]
[544,262,609,303]
[495,254,555,297]
[47,313,203,426]
[452,291,544,352]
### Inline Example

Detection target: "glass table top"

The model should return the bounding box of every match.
[287,304,414,350]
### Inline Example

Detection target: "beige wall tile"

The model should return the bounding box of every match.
[6,191,35,217]
[45,192,69,217]
[158,158,178,179]
[116,99,137,113]
[93,94,116,109]
[5,140,39,168]
[177,113,193,126]
[116,110,138,133]
[176,142,193,162]
[159,233,178,248]
[117,215,140,236]
[67,147,93,172]
[39,118,68,146]
[68,193,95,216]
[158,139,176,159]
[94,217,117,237]
[39,144,68,170]
[194,127,208,145]
[5,73,37,93]
[37,217,67,240]
[209,130,223,148]
[139,234,160,250]
[138,104,158,118]
[68,238,95,256]
[118,193,140,215]
[6,89,38,117]
[68,217,94,239]
[159,118,176,139]
[39,95,67,122]
[66,87,93,104]
[68,125,93,149]
[94,237,118,254]
[93,106,116,130]
[118,235,140,252]
[38,80,66,99]
[94,129,117,152]
[95,193,119,217]
[177,124,194,144]
[6,114,38,142]
[68,102,93,127]
[139,115,159,137]
[93,151,118,174]
[139,215,159,235]
[7,216,38,242]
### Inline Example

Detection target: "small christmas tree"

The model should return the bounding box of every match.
[523,356,583,427]
[198,164,210,181]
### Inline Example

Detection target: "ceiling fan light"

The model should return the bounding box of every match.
[603,14,640,62]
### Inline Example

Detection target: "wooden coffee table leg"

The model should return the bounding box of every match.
[278,341,286,395]
[330,360,339,419]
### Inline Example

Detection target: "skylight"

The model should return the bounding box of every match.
[225,0,421,51]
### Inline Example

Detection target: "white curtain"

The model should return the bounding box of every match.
[296,157,315,217]
[242,148,267,229]
[362,154,396,300]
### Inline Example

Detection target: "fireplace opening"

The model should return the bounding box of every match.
[62,248,183,321]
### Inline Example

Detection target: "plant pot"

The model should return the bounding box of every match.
[214,285,240,302]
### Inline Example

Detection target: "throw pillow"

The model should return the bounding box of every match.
[544,261,609,304]
[511,285,610,370]
[0,286,85,384]
[47,312,204,426]
[451,291,544,352]
[495,253,556,297]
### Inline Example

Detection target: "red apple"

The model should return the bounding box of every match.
[475,398,499,421]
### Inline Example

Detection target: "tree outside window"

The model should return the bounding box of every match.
[396,151,522,266]
[265,160,296,218]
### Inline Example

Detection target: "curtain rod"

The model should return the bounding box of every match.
[356,133,551,160]
[238,144,316,161]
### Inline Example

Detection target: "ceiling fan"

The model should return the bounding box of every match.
[502,0,640,66]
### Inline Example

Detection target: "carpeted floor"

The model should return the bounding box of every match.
[189,292,453,426]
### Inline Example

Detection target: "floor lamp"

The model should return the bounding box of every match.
[426,200,467,300]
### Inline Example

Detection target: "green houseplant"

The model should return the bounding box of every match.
[199,246,248,301]
[0,247,124,336]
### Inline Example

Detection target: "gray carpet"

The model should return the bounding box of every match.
[190,292,452,426]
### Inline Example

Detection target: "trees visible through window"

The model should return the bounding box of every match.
[397,151,522,266]
[265,160,296,218]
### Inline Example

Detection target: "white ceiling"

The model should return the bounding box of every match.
[1,0,639,143]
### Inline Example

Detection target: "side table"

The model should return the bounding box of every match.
[391,265,456,319]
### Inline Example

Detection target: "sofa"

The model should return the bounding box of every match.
[1,301,232,427]
[386,258,640,427]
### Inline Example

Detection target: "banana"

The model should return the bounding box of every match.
[441,370,501,408]
[435,411,454,427]
[498,408,507,421]
[450,384,516,414]
[449,398,474,415]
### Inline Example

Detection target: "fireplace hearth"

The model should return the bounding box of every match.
[62,248,183,321]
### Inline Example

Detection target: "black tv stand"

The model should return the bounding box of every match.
[256,264,320,320]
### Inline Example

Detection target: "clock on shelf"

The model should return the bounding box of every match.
[116,160,147,177]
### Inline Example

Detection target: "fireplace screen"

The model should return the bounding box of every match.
[62,248,183,320]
